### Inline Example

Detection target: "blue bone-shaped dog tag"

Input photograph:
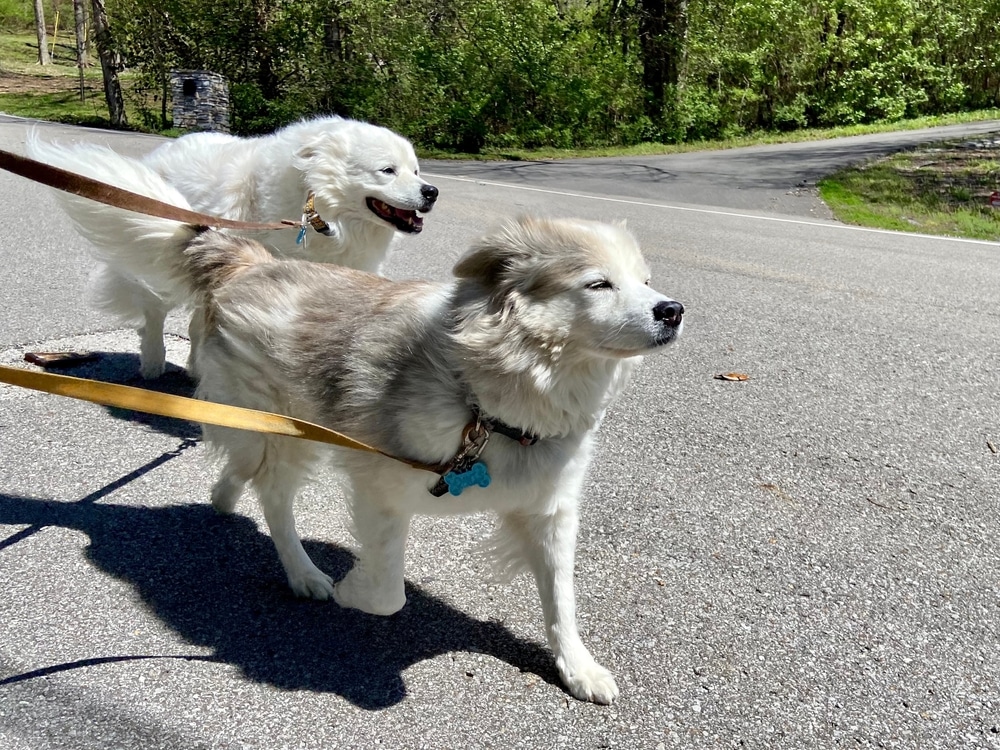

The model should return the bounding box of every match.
[443,461,491,496]
[296,225,307,245]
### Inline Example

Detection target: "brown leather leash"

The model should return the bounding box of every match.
[0,147,449,476]
[0,148,299,231]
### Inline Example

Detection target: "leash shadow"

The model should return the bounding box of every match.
[0,493,559,709]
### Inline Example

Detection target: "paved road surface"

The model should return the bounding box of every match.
[424,119,1000,219]
[1,115,999,749]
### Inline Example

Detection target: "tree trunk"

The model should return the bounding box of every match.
[73,0,87,101]
[90,0,127,127]
[33,0,51,65]
[638,0,687,122]
[254,0,279,99]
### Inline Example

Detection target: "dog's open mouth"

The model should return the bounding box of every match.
[366,198,424,233]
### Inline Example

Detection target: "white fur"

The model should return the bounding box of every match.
[41,198,685,704]
[26,117,437,378]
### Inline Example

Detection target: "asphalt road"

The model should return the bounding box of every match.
[423,119,1000,220]
[1,115,999,749]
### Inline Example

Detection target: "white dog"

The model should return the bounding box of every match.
[27,116,438,378]
[50,172,684,703]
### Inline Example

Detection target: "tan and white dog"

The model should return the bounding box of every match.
[28,116,438,378]
[50,170,684,702]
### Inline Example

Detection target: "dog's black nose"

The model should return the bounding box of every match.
[653,300,684,326]
[421,184,439,202]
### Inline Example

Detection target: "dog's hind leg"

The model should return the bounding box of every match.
[137,305,169,380]
[210,462,248,514]
[186,306,207,379]
[498,509,619,705]
[334,480,411,616]
[204,401,266,516]
[250,444,334,600]
[89,266,171,379]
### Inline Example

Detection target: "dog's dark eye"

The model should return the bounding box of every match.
[644,279,651,286]
[381,167,396,176]
[586,280,615,291]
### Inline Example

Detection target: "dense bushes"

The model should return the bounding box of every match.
[325,0,648,150]
[0,0,33,31]
[103,0,1000,148]
[682,0,1000,138]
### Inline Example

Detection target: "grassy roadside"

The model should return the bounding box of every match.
[819,137,1000,241]
[0,32,144,129]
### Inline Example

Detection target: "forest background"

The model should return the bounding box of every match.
[2,0,999,153]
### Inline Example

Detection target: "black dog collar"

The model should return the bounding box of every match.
[470,403,539,447]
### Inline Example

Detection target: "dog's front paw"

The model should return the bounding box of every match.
[139,357,166,380]
[138,334,166,380]
[559,659,619,705]
[333,571,405,616]
[287,567,335,600]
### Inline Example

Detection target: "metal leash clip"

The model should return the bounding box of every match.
[429,419,492,497]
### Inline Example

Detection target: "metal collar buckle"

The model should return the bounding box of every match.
[300,191,334,237]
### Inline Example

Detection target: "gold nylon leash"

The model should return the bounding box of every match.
[0,148,299,232]
[0,364,443,474]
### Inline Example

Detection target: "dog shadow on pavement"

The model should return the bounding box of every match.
[0,492,561,709]
[32,351,202,441]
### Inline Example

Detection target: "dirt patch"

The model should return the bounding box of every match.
[0,70,84,94]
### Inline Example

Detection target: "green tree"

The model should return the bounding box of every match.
[100,0,1000,146]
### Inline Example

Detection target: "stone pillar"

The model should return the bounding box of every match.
[170,70,230,133]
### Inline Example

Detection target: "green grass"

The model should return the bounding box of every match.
[1,31,114,125]
[0,32,88,72]
[819,146,1000,241]
[0,88,117,127]
[0,32,156,130]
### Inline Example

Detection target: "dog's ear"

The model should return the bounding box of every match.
[293,131,348,170]
[453,243,511,286]
[453,218,536,286]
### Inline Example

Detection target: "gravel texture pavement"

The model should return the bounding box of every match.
[1,115,999,749]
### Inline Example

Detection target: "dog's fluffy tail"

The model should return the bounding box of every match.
[179,232,274,296]
[26,131,211,300]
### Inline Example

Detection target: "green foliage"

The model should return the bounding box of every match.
[229,82,311,136]
[681,0,1000,139]
[94,0,1000,149]
[321,0,646,150]
[0,1,82,33]
[0,0,32,32]
[107,0,325,131]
